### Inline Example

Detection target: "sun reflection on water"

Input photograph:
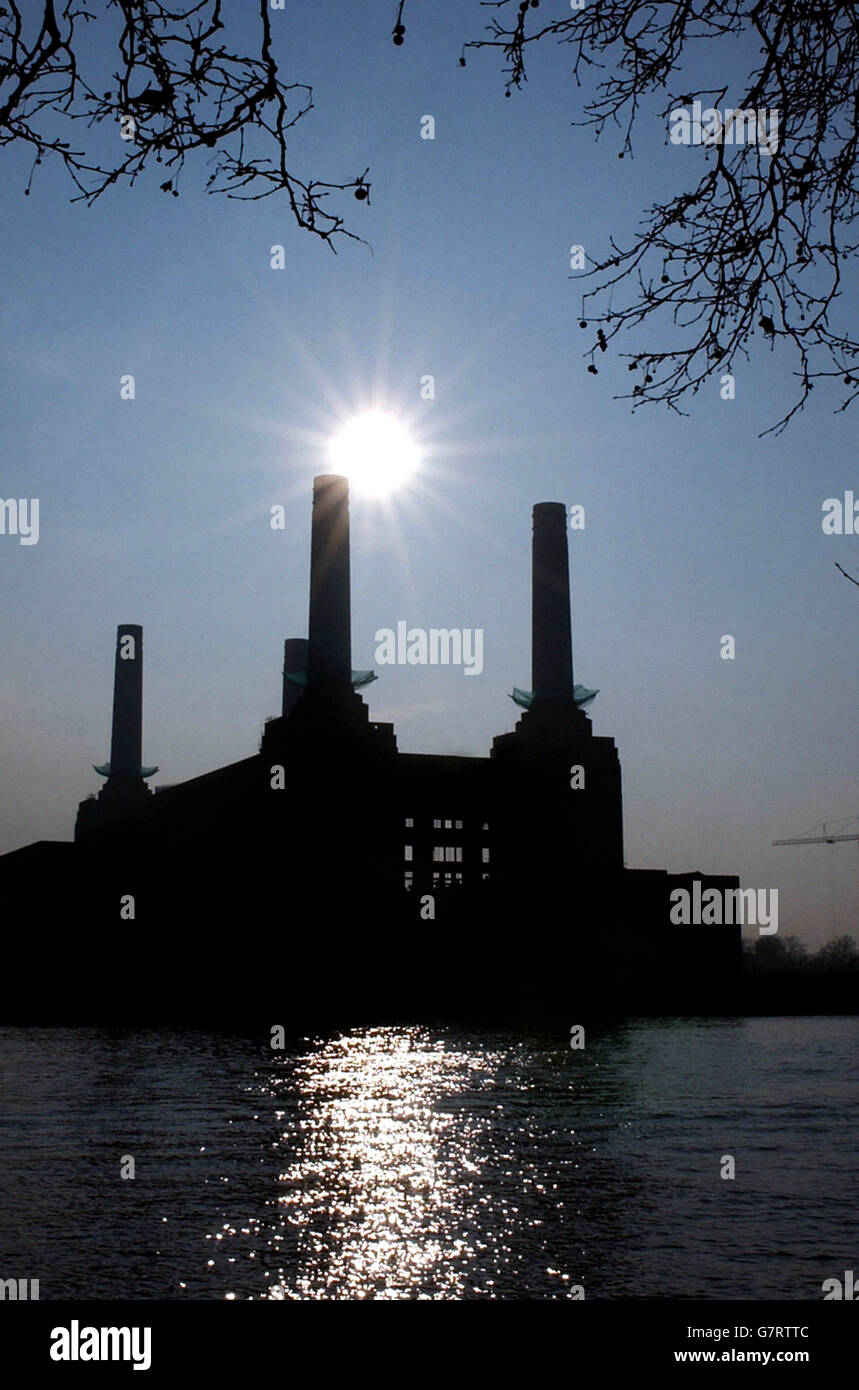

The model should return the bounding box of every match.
[201,1026,585,1300]
[266,1028,497,1299]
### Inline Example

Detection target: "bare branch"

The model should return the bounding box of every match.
[454,0,859,434]
[836,561,859,588]
[0,0,371,247]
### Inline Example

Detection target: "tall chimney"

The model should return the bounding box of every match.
[282,637,309,715]
[92,623,157,785]
[109,623,144,777]
[531,502,575,703]
[78,622,154,837]
[307,474,352,689]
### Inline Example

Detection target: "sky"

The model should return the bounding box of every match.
[0,1,856,946]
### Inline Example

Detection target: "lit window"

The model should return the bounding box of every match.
[455,819,463,830]
[456,847,463,863]
[404,845,413,861]
[482,872,490,881]
[433,846,444,862]
[445,846,455,862]
[482,822,489,831]
[433,818,441,829]
[405,817,414,828]
[404,871,414,890]
[482,847,490,863]
[444,819,452,829]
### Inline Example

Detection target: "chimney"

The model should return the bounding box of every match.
[93,624,157,786]
[531,502,575,704]
[307,474,352,690]
[282,637,309,715]
[259,471,395,757]
[109,623,144,777]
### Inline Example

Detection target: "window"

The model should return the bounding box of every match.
[482,847,490,864]
[433,818,441,829]
[404,845,413,861]
[432,871,456,889]
[455,819,463,830]
[405,817,414,828]
[444,819,452,829]
[482,872,490,881]
[433,846,444,862]
[404,870,414,890]
[482,821,489,831]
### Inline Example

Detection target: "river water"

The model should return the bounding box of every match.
[0,1017,856,1299]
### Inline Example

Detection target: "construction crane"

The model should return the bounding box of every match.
[772,815,859,939]
[773,815,859,848]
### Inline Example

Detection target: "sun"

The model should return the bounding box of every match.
[328,410,420,498]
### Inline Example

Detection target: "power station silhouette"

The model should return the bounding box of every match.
[1,475,740,1022]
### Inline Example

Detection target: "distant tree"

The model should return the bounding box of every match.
[0,1,369,245]
[745,933,810,973]
[812,934,859,971]
[778,935,810,970]
[445,0,859,436]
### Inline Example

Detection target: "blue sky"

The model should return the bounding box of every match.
[0,2,856,944]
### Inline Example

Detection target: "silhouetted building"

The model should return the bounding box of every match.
[0,475,741,1022]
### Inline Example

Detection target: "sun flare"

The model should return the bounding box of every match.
[328,411,420,498]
